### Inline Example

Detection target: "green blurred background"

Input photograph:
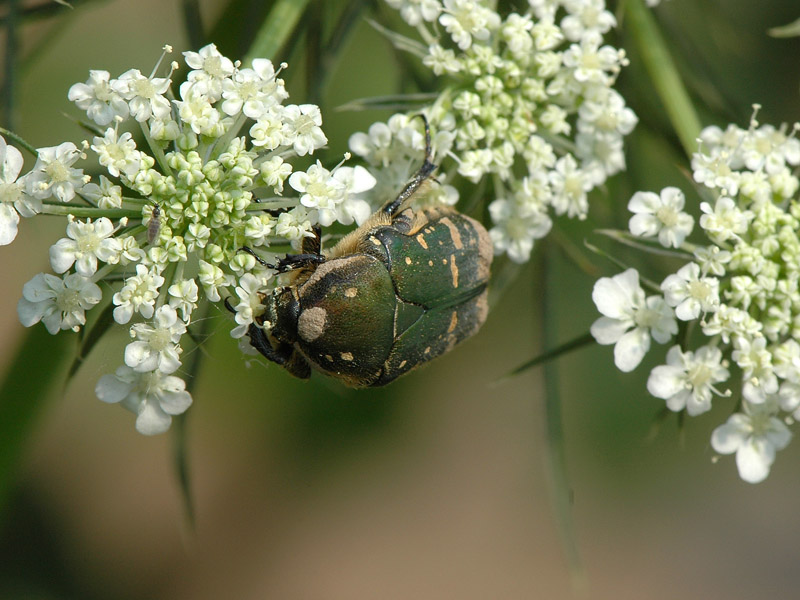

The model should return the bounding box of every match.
[2,0,800,598]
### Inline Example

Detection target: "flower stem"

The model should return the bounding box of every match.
[40,204,139,219]
[623,0,702,158]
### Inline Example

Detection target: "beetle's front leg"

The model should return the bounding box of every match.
[381,114,437,217]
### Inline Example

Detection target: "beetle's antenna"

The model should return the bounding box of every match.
[381,114,437,217]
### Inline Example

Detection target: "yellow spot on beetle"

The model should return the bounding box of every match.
[398,360,407,369]
[428,260,434,266]
[370,236,381,246]
[345,287,358,298]
[450,254,459,287]
[416,233,428,249]
[440,217,464,249]
[447,311,458,333]
[340,352,354,361]
[405,256,412,265]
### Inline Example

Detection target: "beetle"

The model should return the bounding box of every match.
[240,119,492,387]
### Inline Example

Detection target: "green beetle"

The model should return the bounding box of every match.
[242,124,492,387]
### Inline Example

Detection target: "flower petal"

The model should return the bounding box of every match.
[613,327,650,372]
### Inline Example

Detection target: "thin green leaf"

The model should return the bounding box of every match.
[497,332,595,382]
[0,127,36,157]
[1,0,20,129]
[594,228,694,259]
[583,239,662,292]
[0,327,75,518]
[244,0,313,65]
[336,92,438,112]
[768,17,800,38]
[182,0,206,50]
[541,241,583,585]
[623,0,702,158]
[309,0,369,104]
[66,299,115,380]
[365,17,427,56]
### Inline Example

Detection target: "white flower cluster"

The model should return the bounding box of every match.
[591,114,800,483]
[4,44,376,435]
[352,0,636,263]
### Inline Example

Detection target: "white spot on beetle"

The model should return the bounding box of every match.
[325,354,333,362]
[340,352,354,361]
[428,260,434,267]
[298,306,327,342]
[405,256,412,265]
[424,346,431,354]
[398,360,407,369]
[345,287,358,298]
[416,233,428,249]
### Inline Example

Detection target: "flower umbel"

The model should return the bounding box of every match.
[351,0,635,263]
[593,111,800,483]
[7,43,375,435]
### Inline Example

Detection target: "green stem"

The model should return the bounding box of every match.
[40,205,139,219]
[244,0,312,64]
[623,0,702,158]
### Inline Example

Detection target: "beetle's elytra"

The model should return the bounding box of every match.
[243,121,493,387]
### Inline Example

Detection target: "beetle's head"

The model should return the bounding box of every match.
[265,287,300,344]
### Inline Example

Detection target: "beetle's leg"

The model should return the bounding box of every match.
[271,253,326,273]
[381,114,437,217]
[239,246,272,268]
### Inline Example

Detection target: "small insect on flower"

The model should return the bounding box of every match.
[234,117,493,387]
[147,203,161,244]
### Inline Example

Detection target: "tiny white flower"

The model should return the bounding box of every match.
[112,68,172,122]
[230,273,267,338]
[96,365,193,435]
[197,260,228,303]
[628,187,694,248]
[0,136,41,245]
[183,43,235,101]
[49,217,121,276]
[331,165,377,226]
[385,0,442,25]
[112,264,165,324]
[732,335,778,404]
[168,279,199,321]
[68,70,129,126]
[125,305,186,374]
[699,196,752,243]
[660,262,719,320]
[711,399,791,484]
[488,197,552,263]
[289,162,345,227]
[548,154,592,219]
[591,268,677,372]
[81,175,123,210]
[91,128,142,179]
[647,345,729,415]
[221,59,286,119]
[17,272,102,334]
[282,104,328,156]
[26,142,86,203]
